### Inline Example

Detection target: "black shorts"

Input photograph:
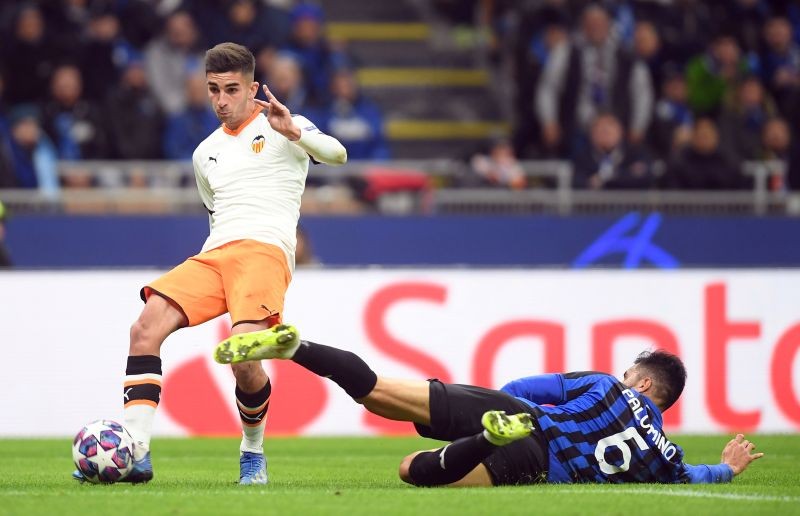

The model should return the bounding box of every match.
[414,380,549,486]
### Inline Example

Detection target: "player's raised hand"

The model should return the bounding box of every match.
[721,433,764,476]
[255,84,301,141]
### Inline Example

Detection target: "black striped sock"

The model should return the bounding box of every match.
[236,381,271,453]
[124,355,162,456]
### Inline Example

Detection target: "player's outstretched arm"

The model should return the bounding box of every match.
[721,433,764,476]
[681,433,764,483]
[256,84,347,165]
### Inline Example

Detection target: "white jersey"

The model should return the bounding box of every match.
[191,110,344,271]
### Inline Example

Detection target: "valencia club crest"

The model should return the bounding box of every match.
[252,135,265,153]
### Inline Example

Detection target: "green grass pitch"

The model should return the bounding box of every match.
[1,435,798,516]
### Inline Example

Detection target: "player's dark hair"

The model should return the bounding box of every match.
[205,42,255,79]
[633,350,686,411]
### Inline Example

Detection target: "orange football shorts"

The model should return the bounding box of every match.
[141,239,291,327]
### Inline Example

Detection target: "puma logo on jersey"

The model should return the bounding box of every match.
[208,156,217,163]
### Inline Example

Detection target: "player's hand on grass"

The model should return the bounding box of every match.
[255,84,301,141]
[721,434,764,476]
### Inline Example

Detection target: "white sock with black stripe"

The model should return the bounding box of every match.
[236,381,271,454]
[124,355,162,461]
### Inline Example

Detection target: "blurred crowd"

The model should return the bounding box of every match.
[0,0,389,191]
[461,0,800,191]
[3,0,800,195]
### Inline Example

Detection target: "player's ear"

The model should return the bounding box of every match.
[250,81,259,99]
[638,376,653,393]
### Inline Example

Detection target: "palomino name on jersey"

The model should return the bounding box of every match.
[622,388,678,460]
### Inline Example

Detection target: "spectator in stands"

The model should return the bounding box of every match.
[6,105,59,196]
[536,4,653,157]
[762,117,791,161]
[511,5,569,158]
[282,3,350,105]
[79,8,137,102]
[761,16,800,124]
[607,0,637,48]
[145,10,204,115]
[686,32,752,115]
[662,118,745,190]
[314,69,390,161]
[212,0,290,51]
[42,64,109,160]
[164,74,218,160]
[649,68,693,160]
[717,0,772,59]
[0,200,11,267]
[760,117,792,191]
[106,58,165,160]
[469,139,526,190]
[1,4,63,105]
[719,76,778,162]
[260,53,309,113]
[254,44,278,81]
[633,21,665,88]
[572,112,654,190]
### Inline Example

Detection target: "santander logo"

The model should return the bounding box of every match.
[158,280,800,436]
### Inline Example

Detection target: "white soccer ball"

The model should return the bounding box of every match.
[72,420,135,483]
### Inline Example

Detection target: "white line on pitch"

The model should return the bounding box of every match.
[553,487,800,503]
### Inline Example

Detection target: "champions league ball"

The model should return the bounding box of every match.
[72,420,135,483]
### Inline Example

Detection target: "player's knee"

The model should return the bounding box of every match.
[230,361,268,388]
[129,318,158,355]
[398,452,420,485]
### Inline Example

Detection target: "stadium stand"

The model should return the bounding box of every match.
[1,0,800,220]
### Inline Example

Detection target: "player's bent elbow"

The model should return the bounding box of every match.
[333,147,347,165]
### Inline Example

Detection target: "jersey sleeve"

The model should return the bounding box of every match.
[500,371,612,405]
[678,463,734,483]
[289,114,347,165]
[192,149,214,225]
[500,374,566,405]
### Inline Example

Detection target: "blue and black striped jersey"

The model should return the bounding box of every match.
[501,372,733,484]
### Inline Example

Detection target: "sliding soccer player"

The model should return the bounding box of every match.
[215,330,762,486]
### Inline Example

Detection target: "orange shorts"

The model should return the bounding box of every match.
[141,239,291,327]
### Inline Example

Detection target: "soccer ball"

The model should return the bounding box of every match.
[72,420,135,483]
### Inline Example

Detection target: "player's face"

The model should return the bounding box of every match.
[622,366,642,389]
[622,366,654,395]
[206,71,258,129]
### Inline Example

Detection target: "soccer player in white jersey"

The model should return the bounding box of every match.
[72,42,347,485]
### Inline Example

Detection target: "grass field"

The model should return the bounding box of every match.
[1,435,799,516]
